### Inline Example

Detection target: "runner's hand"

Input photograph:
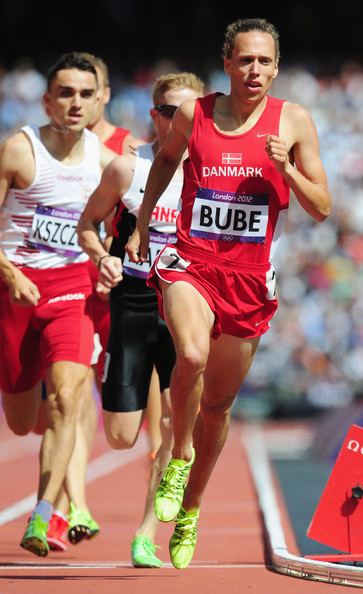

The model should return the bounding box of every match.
[9,270,40,306]
[97,255,123,294]
[126,227,149,263]
[265,135,289,172]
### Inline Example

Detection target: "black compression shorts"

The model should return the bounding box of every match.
[101,285,176,413]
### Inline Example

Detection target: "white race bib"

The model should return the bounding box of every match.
[28,205,82,256]
[123,231,177,279]
[191,187,269,243]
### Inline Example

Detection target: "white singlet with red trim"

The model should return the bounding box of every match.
[0,125,101,269]
[122,143,181,234]
[120,143,182,279]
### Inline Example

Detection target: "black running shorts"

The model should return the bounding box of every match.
[101,281,176,413]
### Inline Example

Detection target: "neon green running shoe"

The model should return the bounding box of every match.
[154,448,195,523]
[131,535,162,568]
[68,502,100,545]
[20,513,49,557]
[169,507,199,569]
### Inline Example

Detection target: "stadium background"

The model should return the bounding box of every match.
[1,2,363,423]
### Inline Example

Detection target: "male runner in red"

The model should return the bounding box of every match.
[126,18,332,568]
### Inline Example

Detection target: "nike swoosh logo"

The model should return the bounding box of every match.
[256,133,269,138]
[139,188,145,193]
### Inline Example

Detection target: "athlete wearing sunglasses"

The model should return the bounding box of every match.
[153,104,178,118]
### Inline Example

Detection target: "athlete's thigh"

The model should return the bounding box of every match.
[160,279,214,353]
[102,298,155,413]
[203,333,260,405]
[0,287,43,393]
[45,360,90,397]
[39,294,94,372]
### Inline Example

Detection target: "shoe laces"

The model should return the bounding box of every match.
[159,461,190,500]
[173,510,199,546]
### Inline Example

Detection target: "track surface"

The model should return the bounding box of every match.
[0,416,357,593]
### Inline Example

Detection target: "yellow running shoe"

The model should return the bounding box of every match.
[169,507,199,569]
[68,502,100,544]
[154,448,195,522]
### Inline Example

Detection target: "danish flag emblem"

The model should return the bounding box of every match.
[221,153,242,165]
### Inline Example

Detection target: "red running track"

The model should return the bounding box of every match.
[0,416,355,593]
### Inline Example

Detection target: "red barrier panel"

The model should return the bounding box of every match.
[307,424,363,557]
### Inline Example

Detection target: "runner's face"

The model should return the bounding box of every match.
[44,68,98,132]
[152,86,202,143]
[224,31,278,102]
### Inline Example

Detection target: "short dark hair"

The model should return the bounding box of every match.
[46,52,98,90]
[223,18,280,62]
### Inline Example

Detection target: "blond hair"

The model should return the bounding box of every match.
[78,52,110,87]
[152,72,204,104]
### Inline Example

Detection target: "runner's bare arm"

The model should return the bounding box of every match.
[266,103,331,221]
[126,100,195,262]
[0,136,41,305]
[78,154,135,287]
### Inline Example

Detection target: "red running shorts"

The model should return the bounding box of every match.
[147,243,278,340]
[0,262,94,393]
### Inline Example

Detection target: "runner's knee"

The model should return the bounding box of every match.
[200,396,233,423]
[176,343,209,376]
[104,423,139,450]
[48,386,78,422]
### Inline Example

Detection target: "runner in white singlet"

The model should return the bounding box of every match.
[0,52,115,557]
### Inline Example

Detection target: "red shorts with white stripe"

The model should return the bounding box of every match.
[147,243,278,340]
[0,262,94,393]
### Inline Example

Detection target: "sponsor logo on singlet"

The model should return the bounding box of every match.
[203,153,262,178]
[191,186,268,243]
[28,205,82,256]
[123,231,177,279]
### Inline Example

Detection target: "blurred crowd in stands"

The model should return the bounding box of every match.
[1,57,363,418]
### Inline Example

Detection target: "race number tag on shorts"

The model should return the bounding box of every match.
[156,245,191,273]
[265,266,277,300]
[28,205,82,256]
[123,231,177,279]
[191,187,269,243]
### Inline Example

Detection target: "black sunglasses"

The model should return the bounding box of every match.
[153,104,178,118]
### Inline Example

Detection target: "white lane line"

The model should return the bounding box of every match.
[0,435,148,526]
[0,562,271,570]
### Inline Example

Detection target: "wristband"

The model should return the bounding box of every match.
[97,254,110,270]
